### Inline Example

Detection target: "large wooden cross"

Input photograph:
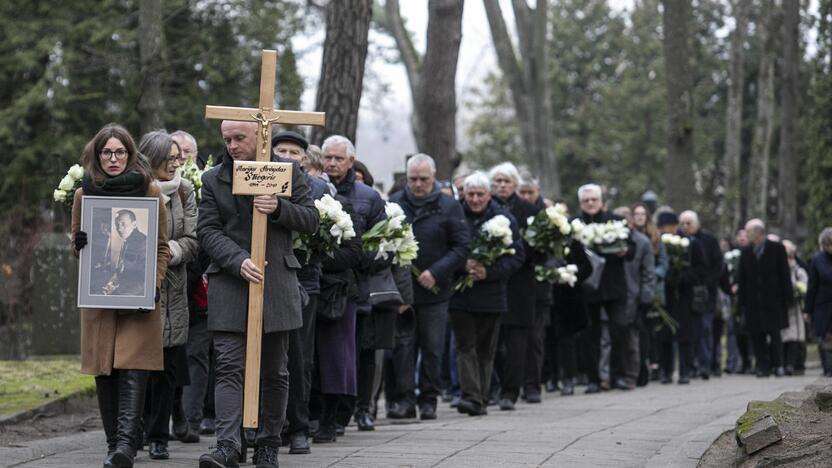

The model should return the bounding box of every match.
[205,49,325,428]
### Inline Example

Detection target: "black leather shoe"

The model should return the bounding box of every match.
[498,398,515,411]
[313,425,337,444]
[756,370,771,378]
[561,382,574,396]
[200,418,216,435]
[678,375,690,385]
[584,383,601,394]
[335,424,345,436]
[699,371,710,381]
[613,378,635,391]
[148,441,169,460]
[200,442,240,468]
[545,380,559,393]
[355,411,375,431]
[252,445,279,468]
[456,399,479,415]
[660,373,672,385]
[288,432,310,454]
[386,401,416,419]
[419,403,437,420]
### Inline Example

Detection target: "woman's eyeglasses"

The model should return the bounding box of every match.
[100,149,128,161]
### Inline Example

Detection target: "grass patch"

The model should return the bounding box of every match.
[0,356,94,417]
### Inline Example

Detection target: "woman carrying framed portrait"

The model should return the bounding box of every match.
[71,123,170,468]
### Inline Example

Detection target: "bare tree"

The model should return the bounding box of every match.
[482,0,559,197]
[661,0,695,211]
[777,0,800,238]
[381,0,464,179]
[138,0,164,134]
[723,0,750,228]
[749,0,780,221]
[309,0,372,144]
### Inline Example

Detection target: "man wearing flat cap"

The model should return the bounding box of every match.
[271,131,332,455]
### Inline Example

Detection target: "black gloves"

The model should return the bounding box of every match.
[74,231,88,250]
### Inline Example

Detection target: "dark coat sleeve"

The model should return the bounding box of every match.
[427,200,470,281]
[806,256,819,315]
[197,170,249,278]
[393,265,414,305]
[568,239,593,284]
[776,244,794,310]
[270,160,319,235]
[321,236,362,273]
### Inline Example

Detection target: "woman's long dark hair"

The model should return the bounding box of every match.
[631,201,661,255]
[81,123,151,190]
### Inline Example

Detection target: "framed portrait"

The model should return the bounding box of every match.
[77,196,159,309]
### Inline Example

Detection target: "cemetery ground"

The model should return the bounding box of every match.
[1,361,830,468]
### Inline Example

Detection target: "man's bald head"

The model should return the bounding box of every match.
[745,218,766,246]
[221,120,258,161]
[679,210,700,236]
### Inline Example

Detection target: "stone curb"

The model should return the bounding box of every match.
[0,390,95,427]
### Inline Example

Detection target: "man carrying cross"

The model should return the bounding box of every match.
[197,119,318,468]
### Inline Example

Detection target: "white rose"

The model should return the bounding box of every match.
[527,216,536,226]
[559,222,571,236]
[53,189,66,202]
[389,216,403,231]
[330,224,343,238]
[602,231,617,244]
[68,164,84,180]
[661,233,673,243]
[680,237,690,248]
[58,175,74,191]
[385,202,405,219]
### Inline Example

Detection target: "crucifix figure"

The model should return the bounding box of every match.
[204,49,325,429]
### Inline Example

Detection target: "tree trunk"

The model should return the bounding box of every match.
[483,0,560,197]
[310,0,372,145]
[382,0,464,180]
[138,0,164,134]
[417,0,464,179]
[661,0,695,211]
[777,0,800,238]
[724,0,749,229]
[749,0,779,221]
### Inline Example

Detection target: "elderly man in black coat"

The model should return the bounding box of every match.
[450,172,524,416]
[737,218,793,378]
[197,121,319,468]
[575,184,635,394]
[388,153,470,420]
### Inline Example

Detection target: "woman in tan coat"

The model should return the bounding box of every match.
[71,124,169,468]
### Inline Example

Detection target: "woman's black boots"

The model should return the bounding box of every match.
[102,370,149,468]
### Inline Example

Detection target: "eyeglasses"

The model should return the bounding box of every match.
[100,149,128,160]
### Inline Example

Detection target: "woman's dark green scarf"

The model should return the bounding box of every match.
[82,171,147,197]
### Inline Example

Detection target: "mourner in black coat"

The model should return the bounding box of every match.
[736,220,792,376]
[806,238,832,376]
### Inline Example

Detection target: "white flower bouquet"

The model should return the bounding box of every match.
[53,164,85,208]
[723,248,741,280]
[454,214,516,291]
[524,203,571,259]
[294,194,356,263]
[571,219,630,255]
[179,155,213,202]
[795,280,807,300]
[661,233,690,272]
[535,263,579,286]
[362,202,420,267]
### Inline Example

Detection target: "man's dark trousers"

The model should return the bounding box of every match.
[286,295,318,435]
[213,331,290,452]
[449,310,500,407]
[394,301,449,407]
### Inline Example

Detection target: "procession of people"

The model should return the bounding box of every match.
[69,122,832,468]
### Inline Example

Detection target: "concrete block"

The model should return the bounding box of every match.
[735,414,783,454]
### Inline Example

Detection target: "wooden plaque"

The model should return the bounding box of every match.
[232,161,293,196]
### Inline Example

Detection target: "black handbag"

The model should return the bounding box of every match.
[318,274,349,321]
[691,284,710,314]
[367,267,404,307]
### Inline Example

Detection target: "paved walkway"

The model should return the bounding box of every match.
[4,372,826,468]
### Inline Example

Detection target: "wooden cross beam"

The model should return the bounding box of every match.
[204,49,325,429]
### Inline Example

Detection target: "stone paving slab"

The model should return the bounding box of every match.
[2,372,827,468]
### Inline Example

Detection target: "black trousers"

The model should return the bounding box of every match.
[541,325,559,384]
[660,340,694,378]
[579,300,627,385]
[524,304,549,389]
[213,331,290,452]
[751,332,783,374]
[496,324,529,402]
[145,346,184,443]
[737,332,753,370]
[558,334,577,381]
[449,310,500,407]
[286,295,318,435]
[712,317,725,372]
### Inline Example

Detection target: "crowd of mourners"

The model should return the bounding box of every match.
[69,122,832,468]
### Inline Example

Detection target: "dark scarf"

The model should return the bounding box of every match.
[334,168,357,196]
[404,182,442,211]
[82,171,147,197]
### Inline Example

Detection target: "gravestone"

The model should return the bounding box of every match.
[31,232,80,355]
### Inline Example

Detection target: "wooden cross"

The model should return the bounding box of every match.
[204,49,325,429]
